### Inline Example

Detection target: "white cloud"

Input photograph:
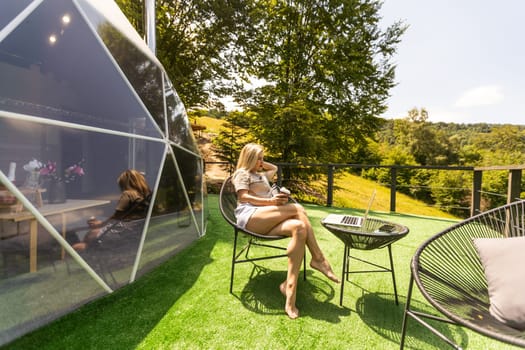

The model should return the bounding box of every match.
[455,85,504,107]
[218,96,241,111]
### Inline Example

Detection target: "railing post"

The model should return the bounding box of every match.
[471,170,482,216]
[276,166,283,186]
[327,165,334,207]
[508,169,522,204]
[390,166,397,212]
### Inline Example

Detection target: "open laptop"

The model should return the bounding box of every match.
[322,190,376,228]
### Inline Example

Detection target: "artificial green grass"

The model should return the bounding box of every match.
[2,196,521,349]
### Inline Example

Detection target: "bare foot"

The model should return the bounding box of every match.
[279,282,286,296]
[310,259,340,283]
[285,305,300,319]
[280,282,300,319]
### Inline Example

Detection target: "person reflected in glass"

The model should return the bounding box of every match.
[232,143,340,319]
[73,169,151,252]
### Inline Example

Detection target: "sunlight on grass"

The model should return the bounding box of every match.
[194,116,225,134]
[331,172,458,219]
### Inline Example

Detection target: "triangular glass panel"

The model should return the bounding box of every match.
[173,146,204,234]
[0,0,161,139]
[76,0,167,136]
[165,74,199,153]
[138,148,199,277]
[0,0,33,31]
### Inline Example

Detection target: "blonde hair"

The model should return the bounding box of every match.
[117,169,151,198]
[236,143,263,171]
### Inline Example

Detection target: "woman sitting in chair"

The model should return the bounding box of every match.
[232,143,339,319]
[72,169,151,252]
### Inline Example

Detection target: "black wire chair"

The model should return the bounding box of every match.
[400,200,525,349]
[80,195,151,287]
[219,176,306,293]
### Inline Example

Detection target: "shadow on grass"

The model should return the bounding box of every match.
[354,291,469,349]
[236,264,349,323]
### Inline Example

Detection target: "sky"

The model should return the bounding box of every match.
[379,0,525,125]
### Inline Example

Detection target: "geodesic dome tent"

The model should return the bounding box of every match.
[0,0,206,345]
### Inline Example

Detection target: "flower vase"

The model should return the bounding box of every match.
[24,171,40,189]
[48,180,66,204]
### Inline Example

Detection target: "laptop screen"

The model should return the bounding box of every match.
[322,190,376,227]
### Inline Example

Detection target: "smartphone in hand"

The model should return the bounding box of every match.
[279,187,291,195]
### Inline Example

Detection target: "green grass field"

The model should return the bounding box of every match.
[3,195,520,350]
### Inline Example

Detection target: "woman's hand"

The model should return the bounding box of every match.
[237,189,288,206]
[272,193,289,206]
[87,216,103,228]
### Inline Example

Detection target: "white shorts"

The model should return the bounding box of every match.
[234,203,258,230]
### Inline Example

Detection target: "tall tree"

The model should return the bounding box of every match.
[234,0,405,163]
[385,108,458,166]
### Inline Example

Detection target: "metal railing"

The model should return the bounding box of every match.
[205,161,525,217]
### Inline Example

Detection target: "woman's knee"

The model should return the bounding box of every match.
[290,203,305,213]
[288,219,307,240]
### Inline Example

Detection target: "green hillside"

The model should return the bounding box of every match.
[330,172,457,219]
[195,116,458,220]
[194,116,224,134]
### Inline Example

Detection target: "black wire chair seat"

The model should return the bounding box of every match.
[219,176,306,294]
[322,218,409,306]
[400,200,525,349]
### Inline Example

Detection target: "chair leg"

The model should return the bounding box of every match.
[230,230,239,294]
[339,244,349,306]
[400,271,463,350]
[387,245,399,305]
[303,251,306,280]
[399,273,414,349]
[229,230,306,293]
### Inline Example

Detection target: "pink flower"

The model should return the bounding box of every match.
[65,164,85,177]
[29,159,85,183]
[39,161,57,176]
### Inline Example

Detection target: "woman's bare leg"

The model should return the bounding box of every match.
[245,204,304,234]
[245,204,338,317]
[264,218,306,319]
[248,209,307,318]
[296,210,340,283]
[248,204,339,282]
[72,229,99,252]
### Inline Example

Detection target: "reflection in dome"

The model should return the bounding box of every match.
[0,0,205,345]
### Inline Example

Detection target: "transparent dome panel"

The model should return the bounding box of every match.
[165,74,199,153]
[76,0,166,135]
[0,0,205,344]
[0,117,166,332]
[137,148,200,277]
[173,147,204,234]
[75,0,159,68]
[0,245,110,346]
[0,1,33,30]
[0,0,161,138]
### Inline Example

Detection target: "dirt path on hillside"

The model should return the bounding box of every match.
[198,135,229,184]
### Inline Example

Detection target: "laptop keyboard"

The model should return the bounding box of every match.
[341,216,361,226]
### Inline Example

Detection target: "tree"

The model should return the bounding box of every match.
[115,0,250,107]
[233,0,405,163]
[385,108,458,166]
[212,110,257,165]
